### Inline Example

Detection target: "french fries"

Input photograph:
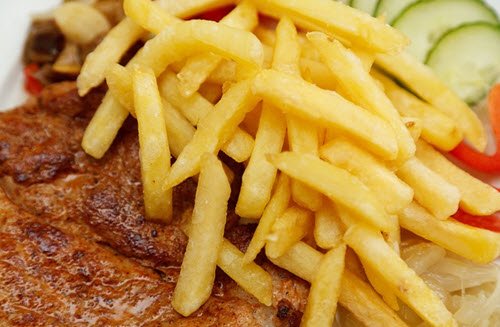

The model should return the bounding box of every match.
[269,242,408,327]
[176,1,259,96]
[308,32,415,164]
[416,140,500,216]
[376,51,486,151]
[236,103,286,218]
[268,152,393,232]
[54,2,110,45]
[253,69,399,160]
[217,239,273,306]
[314,203,344,250]
[252,0,409,53]
[399,202,500,264]
[243,173,290,264]
[301,243,346,327]
[320,138,413,215]
[266,206,314,258]
[272,16,323,211]
[396,157,460,220]
[133,66,172,222]
[81,93,129,159]
[172,153,230,316]
[123,0,181,35]
[372,69,462,151]
[363,264,400,311]
[161,100,195,158]
[344,224,457,327]
[166,80,259,188]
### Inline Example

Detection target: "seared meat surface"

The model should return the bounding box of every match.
[0,84,308,326]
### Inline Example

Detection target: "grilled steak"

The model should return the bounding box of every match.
[0,83,308,326]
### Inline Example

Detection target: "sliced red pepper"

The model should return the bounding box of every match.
[24,64,44,96]
[452,209,500,233]
[198,5,235,22]
[450,84,500,173]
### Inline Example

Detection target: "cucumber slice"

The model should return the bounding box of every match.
[393,0,498,61]
[374,0,416,24]
[350,0,379,15]
[426,23,500,104]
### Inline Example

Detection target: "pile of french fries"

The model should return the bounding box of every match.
[74,0,500,325]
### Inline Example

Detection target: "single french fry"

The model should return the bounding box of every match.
[301,243,346,327]
[266,206,314,258]
[363,264,400,311]
[268,242,408,327]
[268,152,392,232]
[166,80,259,188]
[161,100,195,158]
[172,153,230,316]
[376,51,486,151]
[77,0,232,95]
[236,103,286,218]
[272,17,323,211]
[243,173,290,264]
[372,70,462,151]
[81,93,129,159]
[241,103,262,137]
[217,239,273,306]
[253,69,398,160]
[252,0,408,54]
[158,71,254,162]
[123,0,181,35]
[207,59,237,84]
[320,138,413,214]
[308,32,415,164]
[397,157,460,220]
[77,18,144,96]
[416,140,500,216]
[314,203,344,250]
[344,224,456,327]
[176,1,258,97]
[54,2,110,45]
[133,67,172,222]
[399,202,500,264]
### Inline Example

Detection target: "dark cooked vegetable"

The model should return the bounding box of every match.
[23,19,64,65]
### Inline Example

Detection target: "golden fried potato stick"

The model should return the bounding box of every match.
[372,70,462,151]
[314,203,344,250]
[123,0,182,34]
[158,71,254,163]
[243,173,290,264]
[253,69,398,160]
[416,140,500,216]
[161,100,196,158]
[399,202,500,264]
[301,243,346,327]
[177,1,258,97]
[272,18,323,211]
[217,239,273,306]
[133,66,172,222]
[344,224,457,327]
[251,0,409,53]
[166,80,259,188]
[320,138,413,215]
[396,157,460,220]
[376,51,486,151]
[308,32,415,164]
[81,93,130,159]
[172,153,230,316]
[363,264,399,311]
[269,242,408,327]
[268,152,393,232]
[77,0,233,95]
[266,206,314,258]
[83,19,263,159]
[235,103,286,218]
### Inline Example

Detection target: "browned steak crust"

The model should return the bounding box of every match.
[0,84,309,326]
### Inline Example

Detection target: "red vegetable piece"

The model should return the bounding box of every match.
[199,5,234,22]
[24,64,44,96]
[450,84,500,173]
[452,209,500,233]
